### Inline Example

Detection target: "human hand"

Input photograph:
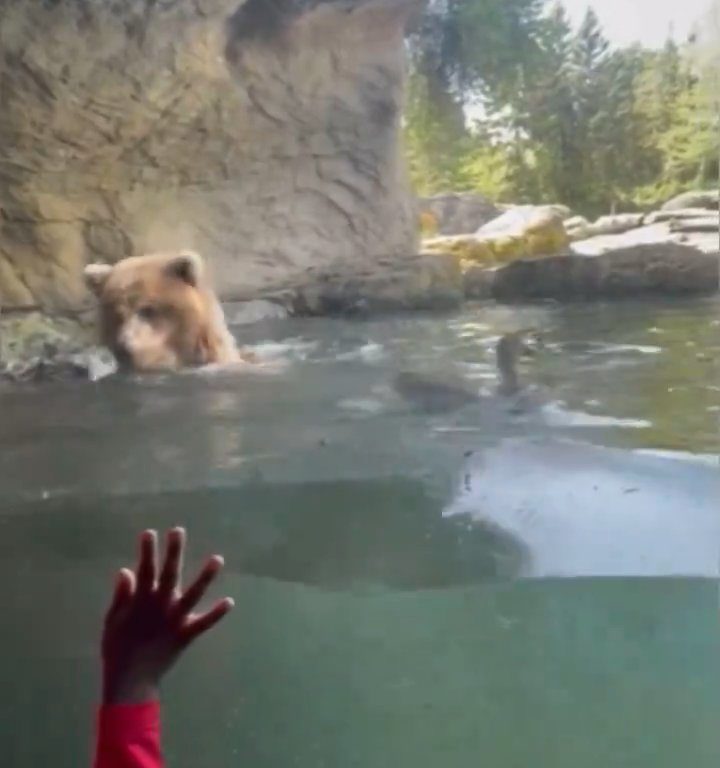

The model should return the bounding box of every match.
[101,527,234,704]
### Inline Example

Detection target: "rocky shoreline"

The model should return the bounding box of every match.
[0,311,117,384]
[210,187,720,316]
[1,1,716,384]
[420,189,719,302]
[2,189,718,384]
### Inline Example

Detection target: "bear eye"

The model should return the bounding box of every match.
[137,305,160,322]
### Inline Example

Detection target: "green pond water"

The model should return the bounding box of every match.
[1,297,719,767]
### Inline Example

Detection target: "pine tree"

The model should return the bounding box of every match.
[404,0,717,211]
[572,8,610,78]
[580,47,645,208]
[527,3,581,203]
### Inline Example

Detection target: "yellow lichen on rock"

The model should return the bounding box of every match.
[423,235,495,265]
[498,208,570,255]
[525,221,569,256]
[423,207,570,270]
[483,234,526,262]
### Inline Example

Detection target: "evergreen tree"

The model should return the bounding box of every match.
[404,0,718,212]
[525,3,582,203]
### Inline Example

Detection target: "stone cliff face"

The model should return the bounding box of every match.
[0,0,421,313]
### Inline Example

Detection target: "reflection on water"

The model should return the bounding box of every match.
[446,437,720,577]
[1,297,719,767]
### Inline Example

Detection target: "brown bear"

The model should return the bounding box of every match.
[84,250,244,371]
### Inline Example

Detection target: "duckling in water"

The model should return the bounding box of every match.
[494,330,545,413]
[392,331,541,415]
[393,370,479,414]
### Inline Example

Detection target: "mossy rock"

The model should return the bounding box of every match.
[423,213,569,268]
[424,233,527,266]
[0,312,115,383]
[483,234,527,262]
[0,313,90,362]
[423,235,495,265]
[526,226,569,256]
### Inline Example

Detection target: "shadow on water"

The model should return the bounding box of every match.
[0,479,529,590]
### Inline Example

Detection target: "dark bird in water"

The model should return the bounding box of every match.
[495,331,540,396]
[392,370,478,414]
[392,331,542,415]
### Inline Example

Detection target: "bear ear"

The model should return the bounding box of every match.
[84,263,113,294]
[165,250,204,287]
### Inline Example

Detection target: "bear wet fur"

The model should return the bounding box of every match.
[84,251,242,371]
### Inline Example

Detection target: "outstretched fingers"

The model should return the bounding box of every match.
[181,598,235,644]
[158,527,186,599]
[136,529,158,594]
[172,555,225,619]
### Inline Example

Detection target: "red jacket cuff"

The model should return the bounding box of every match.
[97,701,161,740]
[94,701,163,768]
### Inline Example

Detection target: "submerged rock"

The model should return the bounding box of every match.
[0,312,117,383]
[1,347,118,384]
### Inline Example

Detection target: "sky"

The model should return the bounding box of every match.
[561,0,711,48]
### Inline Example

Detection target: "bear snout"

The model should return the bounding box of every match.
[117,316,180,371]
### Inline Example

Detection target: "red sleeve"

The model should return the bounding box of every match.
[93,702,163,768]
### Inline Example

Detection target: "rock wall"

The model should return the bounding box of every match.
[0,0,421,313]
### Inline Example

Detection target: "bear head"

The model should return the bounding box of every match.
[84,250,238,371]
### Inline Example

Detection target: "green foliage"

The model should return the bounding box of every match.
[404,71,464,195]
[405,0,719,215]
[404,72,513,199]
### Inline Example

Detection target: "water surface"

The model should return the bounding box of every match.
[1,297,718,767]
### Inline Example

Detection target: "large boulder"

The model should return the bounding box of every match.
[423,205,570,267]
[0,0,420,313]
[565,212,646,242]
[669,215,719,234]
[572,222,719,257]
[661,190,719,212]
[583,213,645,237]
[645,208,719,225]
[475,205,569,237]
[417,194,500,236]
[564,215,592,241]
[464,243,719,301]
